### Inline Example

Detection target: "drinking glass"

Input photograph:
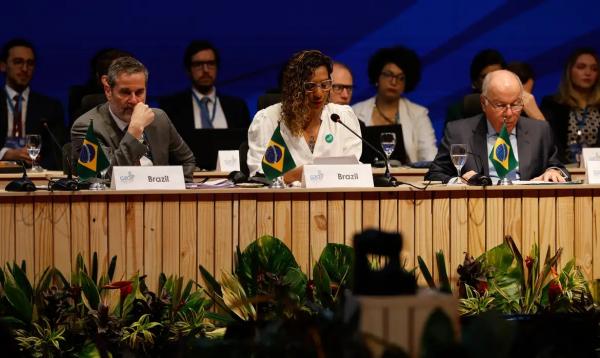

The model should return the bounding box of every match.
[25,134,43,172]
[89,164,111,190]
[450,144,467,180]
[380,132,396,170]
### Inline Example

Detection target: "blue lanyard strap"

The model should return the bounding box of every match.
[4,88,22,114]
[191,91,218,124]
[576,107,589,128]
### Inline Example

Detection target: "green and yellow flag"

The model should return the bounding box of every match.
[261,125,296,180]
[77,121,110,179]
[489,124,518,178]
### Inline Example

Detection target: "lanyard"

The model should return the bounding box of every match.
[191,91,218,125]
[4,88,22,114]
[575,107,589,129]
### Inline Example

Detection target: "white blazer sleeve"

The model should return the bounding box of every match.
[246,107,278,176]
[414,106,438,161]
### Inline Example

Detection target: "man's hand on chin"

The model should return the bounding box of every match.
[532,168,566,182]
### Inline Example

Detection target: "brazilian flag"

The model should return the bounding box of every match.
[489,124,518,178]
[77,121,110,179]
[261,125,296,180]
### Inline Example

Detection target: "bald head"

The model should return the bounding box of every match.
[480,70,524,132]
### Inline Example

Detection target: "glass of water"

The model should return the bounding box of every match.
[450,144,467,180]
[25,134,43,172]
[380,132,396,170]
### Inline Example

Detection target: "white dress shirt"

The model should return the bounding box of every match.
[191,87,228,129]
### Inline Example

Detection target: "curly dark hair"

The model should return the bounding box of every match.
[469,49,505,87]
[367,46,421,92]
[281,50,332,136]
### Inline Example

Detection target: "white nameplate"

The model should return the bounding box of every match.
[586,161,600,184]
[582,148,600,169]
[216,150,240,172]
[110,166,185,190]
[302,164,374,188]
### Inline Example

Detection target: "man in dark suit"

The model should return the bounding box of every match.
[426,70,568,183]
[0,38,65,170]
[71,57,196,181]
[159,40,250,169]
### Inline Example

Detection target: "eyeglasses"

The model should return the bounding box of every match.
[10,58,35,68]
[332,84,354,93]
[483,96,524,112]
[380,71,405,82]
[190,60,217,70]
[303,79,332,92]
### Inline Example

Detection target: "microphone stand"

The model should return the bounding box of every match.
[330,114,397,187]
[43,122,79,190]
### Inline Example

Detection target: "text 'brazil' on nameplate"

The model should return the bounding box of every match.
[111,166,186,190]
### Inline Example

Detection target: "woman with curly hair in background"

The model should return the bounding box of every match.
[352,46,437,164]
[247,50,362,183]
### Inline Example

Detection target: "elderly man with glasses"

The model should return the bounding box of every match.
[426,69,568,184]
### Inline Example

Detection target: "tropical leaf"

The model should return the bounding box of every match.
[435,251,452,294]
[79,270,100,311]
[417,256,436,289]
[220,271,256,321]
[107,255,117,282]
[315,243,354,289]
[9,262,33,300]
[3,277,33,323]
[91,252,99,284]
[283,267,308,301]
[313,263,333,307]
[199,265,222,298]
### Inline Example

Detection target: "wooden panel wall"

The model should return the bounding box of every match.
[0,188,596,288]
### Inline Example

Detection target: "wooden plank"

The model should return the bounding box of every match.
[594,190,600,280]
[273,193,292,246]
[215,194,233,279]
[379,191,398,233]
[398,192,415,269]
[108,195,127,281]
[144,195,162,291]
[450,191,468,286]
[34,197,53,277]
[89,196,108,274]
[53,196,71,275]
[556,190,575,268]
[504,191,522,251]
[71,196,90,269]
[125,195,144,277]
[162,194,180,277]
[574,190,593,281]
[257,193,274,238]
[521,190,539,258]
[344,192,362,246]
[539,191,556,255]
[327,193,345,244]
[362,192,379,231]
[415,191,433,285]
[310,193,328,268]
[238,194,257,250]
[485,191,503,250]
[432,191,450,282]
[0,197,15,266]
[467,192,485,257]
[291,193,310,274]
[198,194,215,278]
[180,194,198,282]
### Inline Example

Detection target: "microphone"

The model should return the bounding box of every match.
[465,151,492,186]
[5,160,36,192]
[330,113,397,187]
[42,121,79,191]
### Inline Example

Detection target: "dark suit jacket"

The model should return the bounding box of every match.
[159,90,251,169]
[0,90,65,170]
[70,102,196,181]
[425,114,567,183]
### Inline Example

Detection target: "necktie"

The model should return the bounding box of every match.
[12,94,22,138]
[199,97,212,129]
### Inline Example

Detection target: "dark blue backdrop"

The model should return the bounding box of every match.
[2,0,599,141]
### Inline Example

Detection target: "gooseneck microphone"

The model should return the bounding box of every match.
[330,113,397,187]
[42,121,79,191]
[5,160,36,192]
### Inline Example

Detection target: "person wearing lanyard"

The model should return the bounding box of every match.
[0,38,65,169]
[159,40,251,169]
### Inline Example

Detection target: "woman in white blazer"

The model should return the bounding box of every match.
[247,50,362,182]
[352,46,437,163]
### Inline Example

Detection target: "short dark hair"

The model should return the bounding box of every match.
[184,40,219,70]
[92,48,133,79]
[106,56,148,87]
[469,49,506,84]
[367,46,421,92]
[1,38,35,62]
[506,61,535,84]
